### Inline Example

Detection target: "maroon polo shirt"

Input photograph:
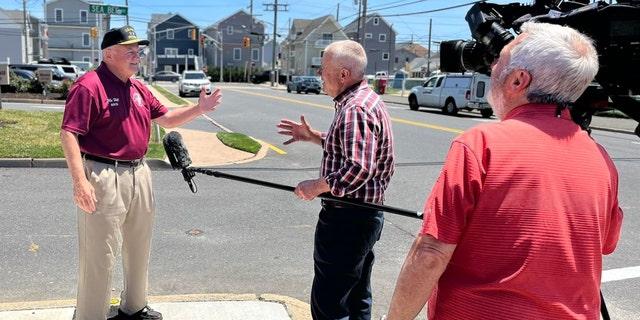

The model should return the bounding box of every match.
[61,63,168,160]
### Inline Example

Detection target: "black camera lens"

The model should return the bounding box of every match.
[440,40,494,74]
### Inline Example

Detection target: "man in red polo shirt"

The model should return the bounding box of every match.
[60,25,222,320]
[385,22,623,320]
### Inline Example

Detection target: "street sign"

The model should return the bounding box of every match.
[0,64,9,85]
[89,4,128,16]
[36,69,53,84]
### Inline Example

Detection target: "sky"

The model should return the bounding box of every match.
[6,0,516,50]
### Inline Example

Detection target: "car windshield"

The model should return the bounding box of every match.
[185,73,206,80]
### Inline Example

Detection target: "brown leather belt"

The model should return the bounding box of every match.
[82,153,143,167]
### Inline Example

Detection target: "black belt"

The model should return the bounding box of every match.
[82,153,144,167]
[321,199,362,209]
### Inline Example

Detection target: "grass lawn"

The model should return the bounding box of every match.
[0,86,259,159]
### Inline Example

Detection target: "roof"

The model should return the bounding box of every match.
[343,13,393,34]
[396,42,430,57]
[289,15,345,44]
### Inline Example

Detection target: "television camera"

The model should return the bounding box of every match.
[440,0,640,135]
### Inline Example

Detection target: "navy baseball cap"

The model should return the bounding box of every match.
[101,25,150,49]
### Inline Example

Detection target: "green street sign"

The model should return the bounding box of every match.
[89,4,128,16]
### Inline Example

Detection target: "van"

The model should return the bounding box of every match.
[408,72,493,118]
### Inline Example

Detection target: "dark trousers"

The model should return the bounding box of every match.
[311,205,384,320]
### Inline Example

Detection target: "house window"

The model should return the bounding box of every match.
[395,57,399,63]
[382,52,389,60]
[373,17,379,25]
[322,33,332,40]
[165,48,178,57]
[252,48,259,61]
[233,48,241,60]
[188,49,194,56]
[80,10,88,24]
[379,34,387,42]
[365,33,372,39]
[82,33,90,47]
[167,29,174,39]
[55,9,63,22]
[227,26,234,35]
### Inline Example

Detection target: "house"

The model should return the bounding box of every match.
[343,13,396,76]
[280,15,349,77]
[0,8,44,64]
[406,52,441,78]
[146,13,200,76]
[395,42,429,74]
[202,10,265,78]
[44,0,107,64]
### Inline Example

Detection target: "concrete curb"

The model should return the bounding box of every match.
[0,294,312,320]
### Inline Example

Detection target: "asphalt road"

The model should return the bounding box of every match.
[1,83,639,319]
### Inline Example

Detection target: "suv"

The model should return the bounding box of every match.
[179,70,212,97]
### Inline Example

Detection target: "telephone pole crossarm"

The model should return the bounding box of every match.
[263,1,288,86]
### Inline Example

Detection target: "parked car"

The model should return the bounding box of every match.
[179,70,212,97]
[9,64,74,83]
[286,76,322,94]
[70,61,94,75]
[250,70,272,84]
[146,70,182,82]
[1,69,37,92]
[59,65,82,80]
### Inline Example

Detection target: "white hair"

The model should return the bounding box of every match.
[498,21,599,105]
[325,40,368,80]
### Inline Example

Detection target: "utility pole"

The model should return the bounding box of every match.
[427,19,432,74]
[264,0,288,86]
[23,0,29,63]
[125,0,129,25]
[361,0,367,51]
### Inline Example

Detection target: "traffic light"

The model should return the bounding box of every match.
[90,27,98,38]
[190,29,197,40]
[243,37,250,48]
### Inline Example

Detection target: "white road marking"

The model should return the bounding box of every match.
[602,266,640,283]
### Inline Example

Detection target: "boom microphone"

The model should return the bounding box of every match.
[163,131,197,193]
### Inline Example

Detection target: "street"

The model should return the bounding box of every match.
[1,83,639,319]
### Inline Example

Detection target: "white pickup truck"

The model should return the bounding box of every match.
[408,73,493,118]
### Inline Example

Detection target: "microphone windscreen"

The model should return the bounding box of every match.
[163,131,192,170]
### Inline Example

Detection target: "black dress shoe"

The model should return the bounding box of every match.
[107,305,162,320]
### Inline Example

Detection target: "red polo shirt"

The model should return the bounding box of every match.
[422,104,623,319]
[61,63,168,160]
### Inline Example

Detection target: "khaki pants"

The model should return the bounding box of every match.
[75,159,156,320]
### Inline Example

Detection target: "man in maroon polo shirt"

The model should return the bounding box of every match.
[60,25,222,320]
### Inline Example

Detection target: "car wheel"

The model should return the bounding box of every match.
[409,95,419,111]
[171,78,178,83]
[481,109,494,118]
[179,90,184,97]
[296,90,301,94]
[287,87,291,93]
[315,90,319,95]
[443,99,458,116]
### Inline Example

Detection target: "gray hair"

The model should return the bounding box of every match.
[325,40,368,80]
[498,21,599,105]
